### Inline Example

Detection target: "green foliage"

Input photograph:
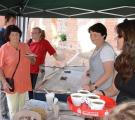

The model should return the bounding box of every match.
[59,33,67,41]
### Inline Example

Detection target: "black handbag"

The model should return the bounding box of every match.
[5,50,20,92]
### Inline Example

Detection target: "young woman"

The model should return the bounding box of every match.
[96,19,135,104]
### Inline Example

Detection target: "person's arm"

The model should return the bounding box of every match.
[25,44,36,64]
[92,61,114,89]
[44,40,64,61]
[0,47,12,93]
[94,80,118,97]
[0,69,6,81]
[53,53,64,61]
[26,55,36,64]
[0,69,11,93]
[104,80,118,97]
[91,45,116,90]
[94,71,119,97]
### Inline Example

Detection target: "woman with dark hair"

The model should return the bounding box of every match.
[95,19,135,104]
[83,23,116,92]
[0,25,35,119]
[5,24,22,42]
[0,13,16,120]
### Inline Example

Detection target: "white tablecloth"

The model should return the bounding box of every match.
[23,99,84,120]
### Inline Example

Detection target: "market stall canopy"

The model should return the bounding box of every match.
[0,0,135,18]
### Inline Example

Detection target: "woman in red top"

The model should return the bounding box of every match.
[28,27,63,99]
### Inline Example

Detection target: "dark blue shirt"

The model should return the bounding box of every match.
[0,28,6,47]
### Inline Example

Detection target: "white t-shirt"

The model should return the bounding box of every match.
[100,45,116,62]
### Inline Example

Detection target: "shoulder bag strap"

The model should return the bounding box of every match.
[11,50,20,79]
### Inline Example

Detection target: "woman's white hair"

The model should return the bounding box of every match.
[106,101,135,120]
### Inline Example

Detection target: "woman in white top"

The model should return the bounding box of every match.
[83,23,116,92]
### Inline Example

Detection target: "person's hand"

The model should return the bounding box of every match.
[89,84,97,92]
[83,84,90,91]
[25,53,36,59]
[25,53,37,57]
[25,53,36,64]
[93,90,104,96]
[53,53,65,61]
[2,80,12,93]
[93,90,101,95]
[83,84,96,92]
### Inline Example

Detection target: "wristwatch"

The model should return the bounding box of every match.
[92,83,98,90]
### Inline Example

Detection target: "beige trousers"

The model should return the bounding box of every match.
[6,92,26,120]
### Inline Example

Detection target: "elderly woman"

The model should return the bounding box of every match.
[106,101,135,120]
[0,25,35,119]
